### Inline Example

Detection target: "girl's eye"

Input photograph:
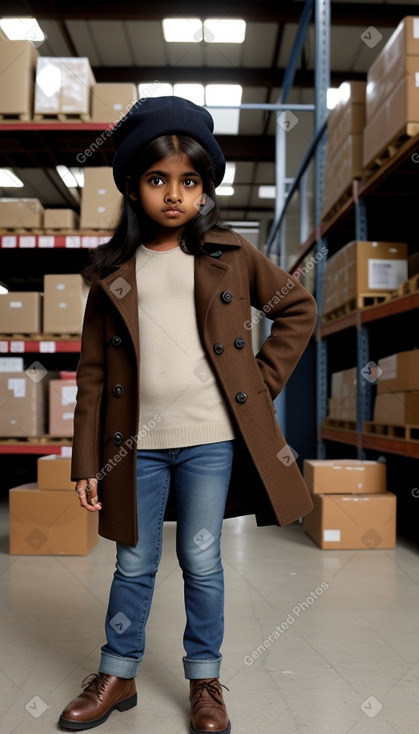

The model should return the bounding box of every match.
[150,177,164,186]
[184,179,197,187]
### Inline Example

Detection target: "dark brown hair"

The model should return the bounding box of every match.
[82,134,227,282]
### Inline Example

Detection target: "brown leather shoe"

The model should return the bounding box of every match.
[190,678,231,733]
[58,672,137,730]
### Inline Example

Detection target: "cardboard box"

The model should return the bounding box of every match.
[0,370,47,436]
[326,81,366,154]
[34,57,95,115]
[322,241,408,316]
[363,56,419,168]
[408,251,419,278]
[304,459,386,494]
[0,292,42,333]
[0,37,38,116]
[328,368,357,421]
[373,391,419,425]
[37,455,74,491]
[90,82,137,122]
[303,492,397,549]
[9,483,98,555]
[49,379,77,437]
[44,209,79,229]
[322,134,364,217]
[366,16,419,124]
[43,274,89,334]
[0,198,44,228]
[80,167,122,230]
[377,350,419,393]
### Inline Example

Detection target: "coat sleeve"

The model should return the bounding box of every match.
[71,280,106,481]
[242,239,318,400]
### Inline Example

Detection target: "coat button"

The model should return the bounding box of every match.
[235,392,248,404]
[112,335,122,347]
[112,384,125,397]
[113,431,124,445]
[220,290,233,303]
[213,343,224,355]
[210,250,222,258]
[234,336,245,349]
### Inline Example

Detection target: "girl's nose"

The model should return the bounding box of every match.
[165,188,182,203]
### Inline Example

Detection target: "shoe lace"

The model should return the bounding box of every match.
[191,679,229,708]
[80,673,109,700]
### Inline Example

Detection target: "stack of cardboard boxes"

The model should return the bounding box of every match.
[363,16,419,170]
[9,456,98,555]
[0,273,88,335]
[322,240,408,319]
[373,350,419,427]
[303,459,396,549]
[328,367,357,423]
[322,81,366,220]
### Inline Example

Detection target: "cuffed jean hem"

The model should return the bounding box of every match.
[183,656,222,680]
[99,652,140,679]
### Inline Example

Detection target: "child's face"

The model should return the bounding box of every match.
[134,152,204,234]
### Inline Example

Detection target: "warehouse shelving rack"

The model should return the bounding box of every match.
[265,1,419,474]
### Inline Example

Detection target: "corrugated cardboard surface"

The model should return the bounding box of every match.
[9,483,98,555]
[37,456,74,491]
[304,492,397,549]
[43,274,89,334]
[373,391,419,425]
[0,292,43,333]
[0,371,47,436]
[377,351,419,393]
[49,379,77,437]
[90,82,137,122]
[0,38,38,115]
[44,209,79,229]
[34,57,95,114]
[80,167,122,229]
[0,198,44,228]
[304,459,386,494]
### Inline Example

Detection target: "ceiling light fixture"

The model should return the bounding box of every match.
[0,169,24,187]
[162,18,246,44]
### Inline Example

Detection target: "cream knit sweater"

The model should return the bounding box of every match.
[135,245,236,449]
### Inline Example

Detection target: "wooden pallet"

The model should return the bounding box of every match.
[363,123,419,178]
[364,421,419,442]
[389,273,419,301]
[32,112,90,122]
[0,228,45,234]
[0,436,72,444]
[0,333,81,340]
[322,292,391,323]
[0,112,32,122]
[323,417,357,431]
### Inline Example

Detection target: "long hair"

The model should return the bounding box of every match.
[82,134,228,282]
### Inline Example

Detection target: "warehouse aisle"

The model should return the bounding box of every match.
[0,502,418,734]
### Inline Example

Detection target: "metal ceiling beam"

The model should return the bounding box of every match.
[0,1,414,26]
[92,66,365,88]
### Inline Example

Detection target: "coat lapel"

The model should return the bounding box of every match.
[98,255,140,363]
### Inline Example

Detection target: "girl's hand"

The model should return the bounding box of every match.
[75,477,102,512]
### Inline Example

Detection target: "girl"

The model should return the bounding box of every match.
[59,96,317,733]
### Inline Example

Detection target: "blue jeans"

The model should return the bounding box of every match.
[99,441,234,680]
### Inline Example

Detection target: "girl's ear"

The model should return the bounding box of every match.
[126,176,138,201]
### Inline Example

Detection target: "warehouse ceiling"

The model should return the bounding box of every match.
[0,1,417,238]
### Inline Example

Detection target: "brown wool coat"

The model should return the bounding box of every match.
[71,228,318,546]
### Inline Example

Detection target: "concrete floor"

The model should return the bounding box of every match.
[0,503,418,734]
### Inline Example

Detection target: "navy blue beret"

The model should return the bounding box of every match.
[111,96,226,192]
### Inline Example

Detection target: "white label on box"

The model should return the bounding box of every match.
[8,378,25,397]
[99,237,112,245]
[62,386,77,404]
[0,342,8,352]
[2,236,17,248]
[414,18,419,38]
[60,446,72,457]
[368,259,408,289]
[58,302,68,308]
[57,284,66,290]
[38,236,55,248]
[62,412,74,420]
[20,236,36,248]
[416,72,419,88]
[323,529,341,542]
[0,357,23,371]
[379,354,397,380]
[98,206,106,213]
[40,341,56,353]
[81,236,99,248]
[10,341,24,353]
[98,188,107,195]
[10,301,23,308]
[65,236,81,248]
